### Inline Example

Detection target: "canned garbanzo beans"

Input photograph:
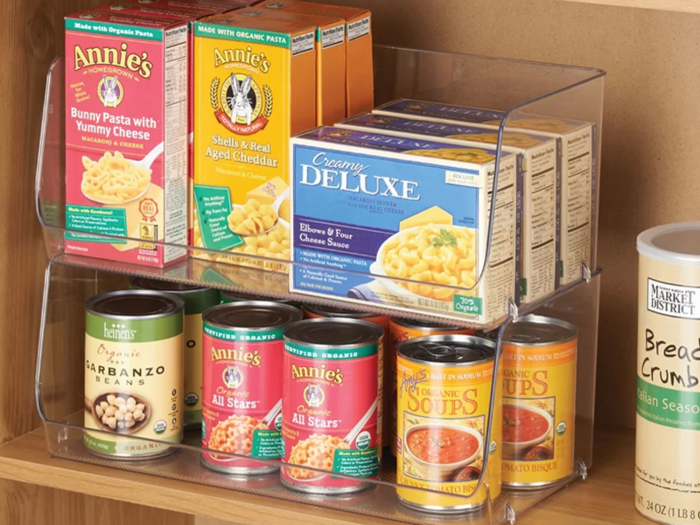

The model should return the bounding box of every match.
[389,318,475,456]
[397,335,502,513]
[501,315,577,488]
[220,290,300,308]
[131,278,220,429]
[282,318,384,494]
[302,304,390,447]
[84,290,184,459]
[201,301,302,474]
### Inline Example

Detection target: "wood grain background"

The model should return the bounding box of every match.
[1,0,699,522]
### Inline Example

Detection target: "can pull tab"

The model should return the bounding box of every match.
[420,343,458,360]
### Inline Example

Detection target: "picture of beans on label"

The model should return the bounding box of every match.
[88,393,149,433]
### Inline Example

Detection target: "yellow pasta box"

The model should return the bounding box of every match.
[257,0,373,117]
[64,11,189,267]
[235,6,346,125]
[192,12,316,267]
[290,127,523,325]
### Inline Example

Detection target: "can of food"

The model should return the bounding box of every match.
[501,315,577,488]
[201,301,302,474]
[396,335,502,513]
[302,304,390,448]
[388,318,475,457]
[220,290,300,308]
[281,318,384,494]
[84,290,185,459]
[131,278,220,429]
[636,223,700,525]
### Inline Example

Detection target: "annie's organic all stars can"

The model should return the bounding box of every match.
[282,318,383,494]
[388,318,474,457]
[396,335,502,513]
[637,223,700,525]
[501,315,577,487]
[84,290,184,459]
[201,301,302,474]
[131,278,220,428]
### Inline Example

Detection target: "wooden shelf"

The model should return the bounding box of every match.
[0,428,643,525]
[557,0,700,14]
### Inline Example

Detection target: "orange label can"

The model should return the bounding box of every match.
[396,335,501,513]
[501,315,577,487]
[388,318,474,456]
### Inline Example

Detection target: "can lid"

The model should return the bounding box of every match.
[503,315,577,346]
[203,301,302,331]
[399,335,495,365]
[638,222,700,267]
[130,277,210,293]
[390,317,465,331]
[87,290,184,320]
[302,304,377,319]
[284,318,384,348]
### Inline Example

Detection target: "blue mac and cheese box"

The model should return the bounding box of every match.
[337,113,561,304]
[290,127,523,324]
[374,99,597,287]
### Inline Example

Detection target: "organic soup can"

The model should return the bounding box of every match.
[281,318,383,494]
[84,290,185,459]
[501,315,577,488]
[636,222,700,525]
[396,335,502,513]
[130,278,220,428]
[388,318,474,457]
[201,301,302,474]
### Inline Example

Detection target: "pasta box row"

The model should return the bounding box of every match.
[288,102,597,324]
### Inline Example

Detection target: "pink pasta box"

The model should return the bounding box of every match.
[64,10,189,267]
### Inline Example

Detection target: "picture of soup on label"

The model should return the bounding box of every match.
[502,401,554,460]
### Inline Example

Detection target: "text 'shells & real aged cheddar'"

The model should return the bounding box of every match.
[193,11,317,268]
[65,11,189,267]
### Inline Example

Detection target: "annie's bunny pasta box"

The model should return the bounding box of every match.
[290,127,523,325]
[64,11,189,267]
[192,12,317,268]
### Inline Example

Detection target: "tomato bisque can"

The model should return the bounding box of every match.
[302,304,390,448]
[84,290,184,459]
[131,278,220,429]
[389,318,474,456]
[201,301,302,475]
[396,335,502,513]
[281,318,384,494]
[501,315,577,488]
[636,223,700,525]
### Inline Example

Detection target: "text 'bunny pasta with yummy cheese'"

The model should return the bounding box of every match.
[64,10,190,267]
[192,11,318,270]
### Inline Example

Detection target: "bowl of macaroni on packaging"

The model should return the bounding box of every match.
[290,127,522,325]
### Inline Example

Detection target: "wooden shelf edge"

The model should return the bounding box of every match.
[557,0,700,15]
[0,428,642,525]
[0,429,392,525]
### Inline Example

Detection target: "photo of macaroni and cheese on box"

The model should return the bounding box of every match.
[337,113,560,304]
[374,99,597,287]
[290,127,522,324]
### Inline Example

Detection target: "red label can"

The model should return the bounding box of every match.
[282,318,384,494]
[201,301,302,474]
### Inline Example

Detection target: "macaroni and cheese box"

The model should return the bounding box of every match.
[236,7,346,126]
[192,13,316,267]
[337,113,560,303]
[64,11,189,267]
[290,127,522,324]
[375,99,597,286]
[258,0,373,117]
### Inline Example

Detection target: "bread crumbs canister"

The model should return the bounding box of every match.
[637,222,700,525]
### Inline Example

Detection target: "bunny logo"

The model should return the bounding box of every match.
[223,365,243,389]
[265,2,286,8]
[303,385,325,408]
[109,4,131,11]
[98,75,123,108]
[406,102,429,110]
[211,71,273,135]
[370,116,397,124]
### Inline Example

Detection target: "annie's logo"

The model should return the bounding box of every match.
[74,43,153,79]
[210,47,273,135]
[103,323,136,341]
[291,363,344,384]
[211,346,262,366]
[648,278,700,319]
